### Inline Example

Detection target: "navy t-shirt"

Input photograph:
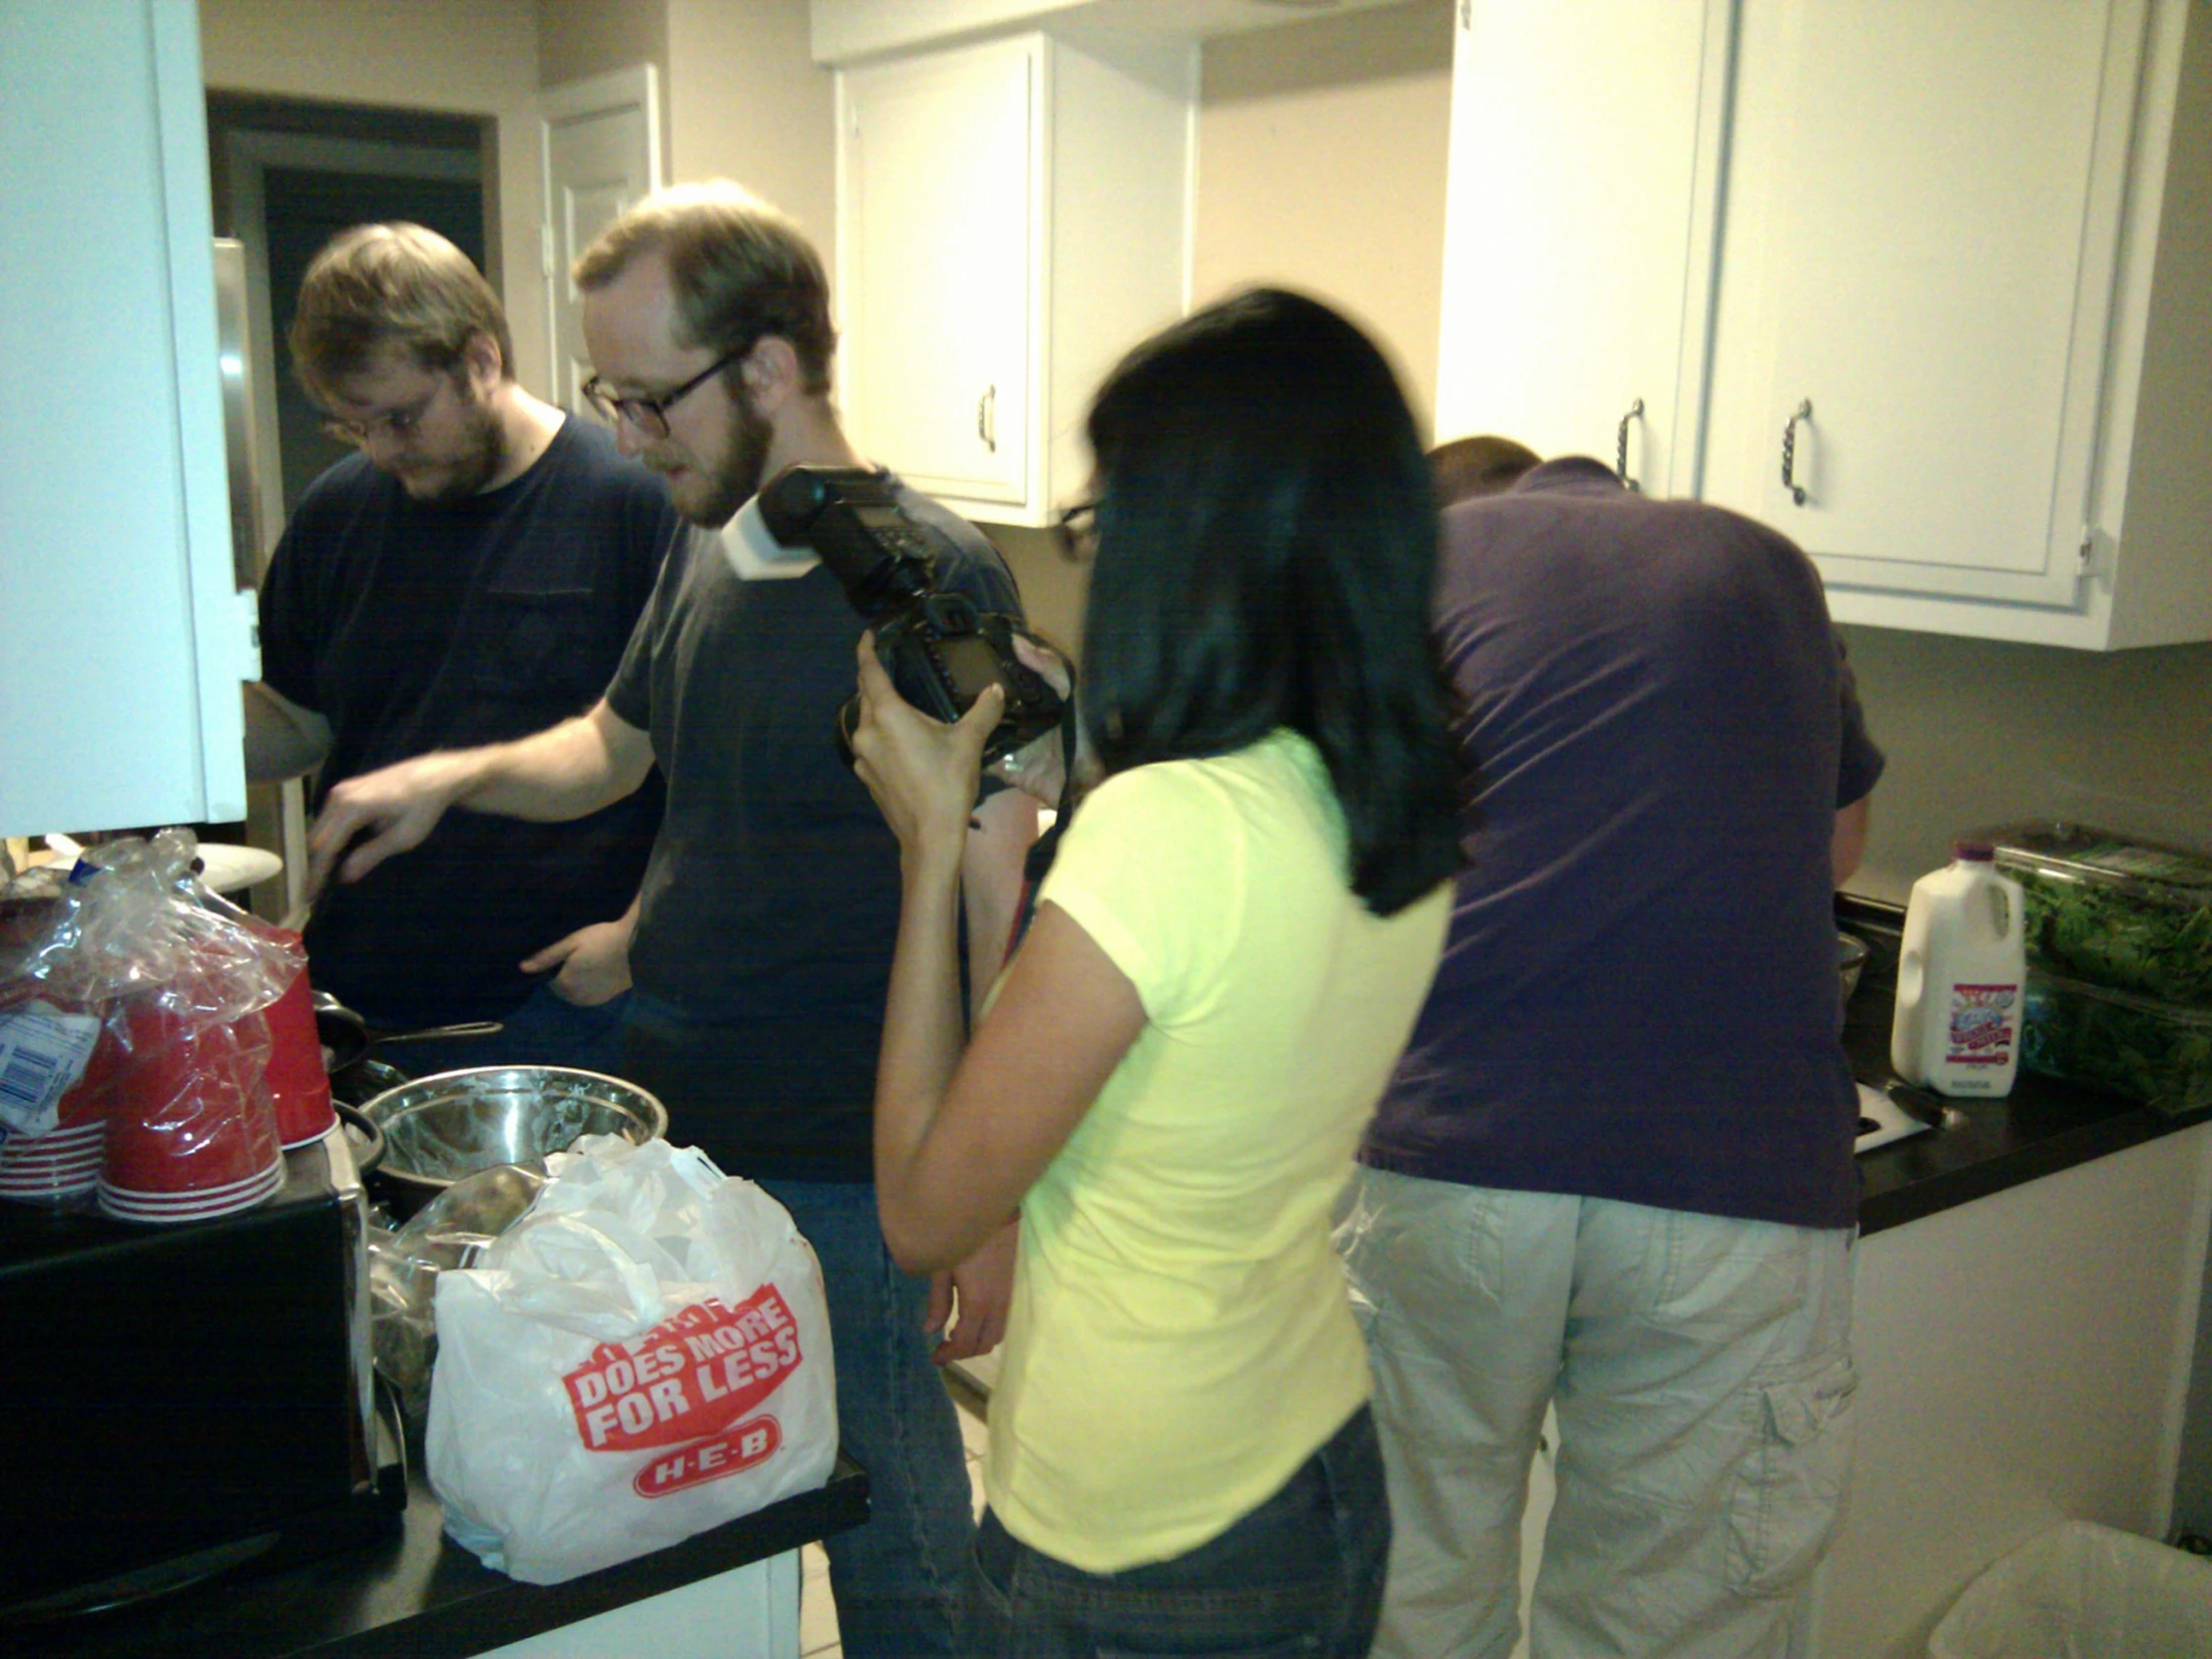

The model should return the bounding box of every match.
[1360,458,1885,1229]
[605,476,1021,1179]
[259,417,679,1024]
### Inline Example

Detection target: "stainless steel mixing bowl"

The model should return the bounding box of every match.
[357,1066,667,1204]
[1839,931,1871,1010]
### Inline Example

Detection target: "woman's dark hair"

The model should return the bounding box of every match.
[1079,287,1466,915]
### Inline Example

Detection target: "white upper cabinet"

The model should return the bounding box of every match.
[834,30,1190,527]
[1703,0,2143,623]
[811,0,1411,64]
[1436,0,1731,497]
[839,37,1038,512]
[0,0,253,837]
[1435,0,2212,649]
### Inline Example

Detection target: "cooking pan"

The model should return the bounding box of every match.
[312,990,502,1089]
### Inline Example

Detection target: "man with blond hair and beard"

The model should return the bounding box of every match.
[301,184,1034,1656]
[248,223,678,1070]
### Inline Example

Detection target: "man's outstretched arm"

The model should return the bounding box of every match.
[306,700,654,892]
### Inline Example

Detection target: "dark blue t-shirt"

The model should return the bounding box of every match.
[605,477,1021,1179]
[1360,458,1885,1229]
[259,417,678,1024]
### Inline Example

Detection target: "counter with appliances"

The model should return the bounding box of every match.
[0,1129,868,1659]
[11,1451,868,1659]
[1794,895,2212,1658]
[1838,893,2212,1236]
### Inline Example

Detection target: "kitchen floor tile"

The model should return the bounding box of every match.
[801,1540,838,1656]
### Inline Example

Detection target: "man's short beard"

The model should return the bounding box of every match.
[405,377,508,503]
[684,393,776,527]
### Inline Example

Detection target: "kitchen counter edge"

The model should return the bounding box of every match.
[12,1453,868,1659]
[1841,892,2212,1237]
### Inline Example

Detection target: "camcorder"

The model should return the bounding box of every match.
[758,464,1066,769]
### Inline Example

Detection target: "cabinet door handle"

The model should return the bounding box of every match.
[977,384,996,453]
[1782,399,1813,506]
[1615,397,1645,493]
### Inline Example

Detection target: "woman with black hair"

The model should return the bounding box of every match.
[846,287,1466,1657]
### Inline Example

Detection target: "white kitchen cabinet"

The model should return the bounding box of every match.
[1435,0,1731,497]
[833,29,1190,527]
[466,1552,801,1658]
[810,0,1412,65]
[1434,0,2212,650]
[0,0,253,837]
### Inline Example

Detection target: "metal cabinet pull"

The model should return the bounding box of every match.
[976,384,996,453]
[1781,398,1813,506]
[1615,397,1645,493]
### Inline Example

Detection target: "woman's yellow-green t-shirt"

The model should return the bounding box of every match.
[986,729,1450,1573]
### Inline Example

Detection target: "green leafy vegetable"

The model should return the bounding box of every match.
[2014,867,2212,1006]
[2022,976,2212,1116]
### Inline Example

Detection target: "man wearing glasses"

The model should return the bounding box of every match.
[246,223,679,1072]
[301,183,1033,1657]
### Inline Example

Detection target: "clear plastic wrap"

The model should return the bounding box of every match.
[368,1162,552,1430]
[1929,1521,2212,1658]
[0,830,297,1203]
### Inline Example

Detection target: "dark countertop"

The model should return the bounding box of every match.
[1840,893,2212,1236]
[12,1442,868,1659]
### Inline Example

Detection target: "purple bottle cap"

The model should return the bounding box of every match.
[1952,838,1996,862]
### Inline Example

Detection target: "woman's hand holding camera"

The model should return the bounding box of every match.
[849,634,1004,875]
[990,633,1089,806]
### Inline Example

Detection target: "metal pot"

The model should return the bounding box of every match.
[331,1100,385,1177]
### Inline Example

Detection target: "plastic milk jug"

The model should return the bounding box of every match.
[1891,839,2027,1097]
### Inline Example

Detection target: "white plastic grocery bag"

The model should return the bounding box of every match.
[426,1134,837,1584]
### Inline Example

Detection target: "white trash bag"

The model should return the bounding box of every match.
[427,1134,837,1584]
[1928,1521,2212,1659]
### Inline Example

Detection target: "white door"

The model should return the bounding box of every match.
[1435,0,1731,497]
[837,37,1035,509]
[542,66,664,415]
[1700,0,2145,606]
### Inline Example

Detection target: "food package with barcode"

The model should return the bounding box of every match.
[426,1133,838,1584]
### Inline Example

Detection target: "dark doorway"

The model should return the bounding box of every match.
[206,92,491,517]
[258,166,486,508]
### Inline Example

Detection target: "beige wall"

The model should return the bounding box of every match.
[199,0,551,394]
[998,0,1453,652]
[1191,0,1453,438]
[1841,629,2212,903]
[537,0,668,97]
[667,0,838,279]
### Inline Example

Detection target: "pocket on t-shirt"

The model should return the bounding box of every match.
[464,587,618,709]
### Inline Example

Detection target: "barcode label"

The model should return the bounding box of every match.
[0,1045,58,1106]
[0,1003,102,1139]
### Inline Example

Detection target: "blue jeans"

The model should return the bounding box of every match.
[968,1405,1390,1658]
[379,984,633,1077]
[760,1178,974,1657]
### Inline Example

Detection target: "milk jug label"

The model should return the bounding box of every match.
[1945,983,2019,1067]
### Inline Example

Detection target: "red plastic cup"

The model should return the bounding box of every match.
[0,1123,105,1203]
[101,998,281,1199]
[54,1021,129,1131]
[258,941,334,1148]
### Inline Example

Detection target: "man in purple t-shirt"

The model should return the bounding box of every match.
[1337,442,1884,1659]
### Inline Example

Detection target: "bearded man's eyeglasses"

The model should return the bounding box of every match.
[580,342,754,440]
[320,383,441,447]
